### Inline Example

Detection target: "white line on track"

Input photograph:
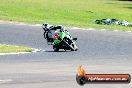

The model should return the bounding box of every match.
[101,29,106,31]
[87,28,95,30]
[0,48,42,56]
[0,79,12,84]
[29,24,41,27]
[113,30,119,32]
[32,48,42,53]
[127,31,131,33]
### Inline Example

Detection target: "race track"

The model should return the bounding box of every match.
[0,22,132,88]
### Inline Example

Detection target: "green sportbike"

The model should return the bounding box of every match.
[42,24,78,52]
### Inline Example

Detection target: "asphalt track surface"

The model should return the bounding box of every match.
[0,22,132,88]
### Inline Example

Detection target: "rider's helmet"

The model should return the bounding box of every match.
[42,23,49,31]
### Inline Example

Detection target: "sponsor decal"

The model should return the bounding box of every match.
[76,66,131,85]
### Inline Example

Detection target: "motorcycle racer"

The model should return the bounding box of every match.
[42,23,72,43]
[42,23,78,51]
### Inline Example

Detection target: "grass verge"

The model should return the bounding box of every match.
[0,0,132,31]
[0,44,33,53]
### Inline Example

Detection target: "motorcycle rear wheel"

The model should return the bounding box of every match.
[53,45,59,52]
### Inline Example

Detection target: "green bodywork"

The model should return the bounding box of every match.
[54,31,68,44]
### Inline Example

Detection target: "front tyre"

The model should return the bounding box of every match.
[70,43,78,51]
[70,43,75,51]
[53,45,59,52]
[63,37,78,51]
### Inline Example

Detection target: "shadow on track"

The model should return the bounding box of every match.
[44,50,72,52]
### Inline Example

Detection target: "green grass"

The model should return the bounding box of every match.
[0,44,32,53]
[0,0,132,31]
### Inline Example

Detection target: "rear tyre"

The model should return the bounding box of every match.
[53,45,59,52]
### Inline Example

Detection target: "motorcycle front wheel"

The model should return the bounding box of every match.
[63,38,78,51]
